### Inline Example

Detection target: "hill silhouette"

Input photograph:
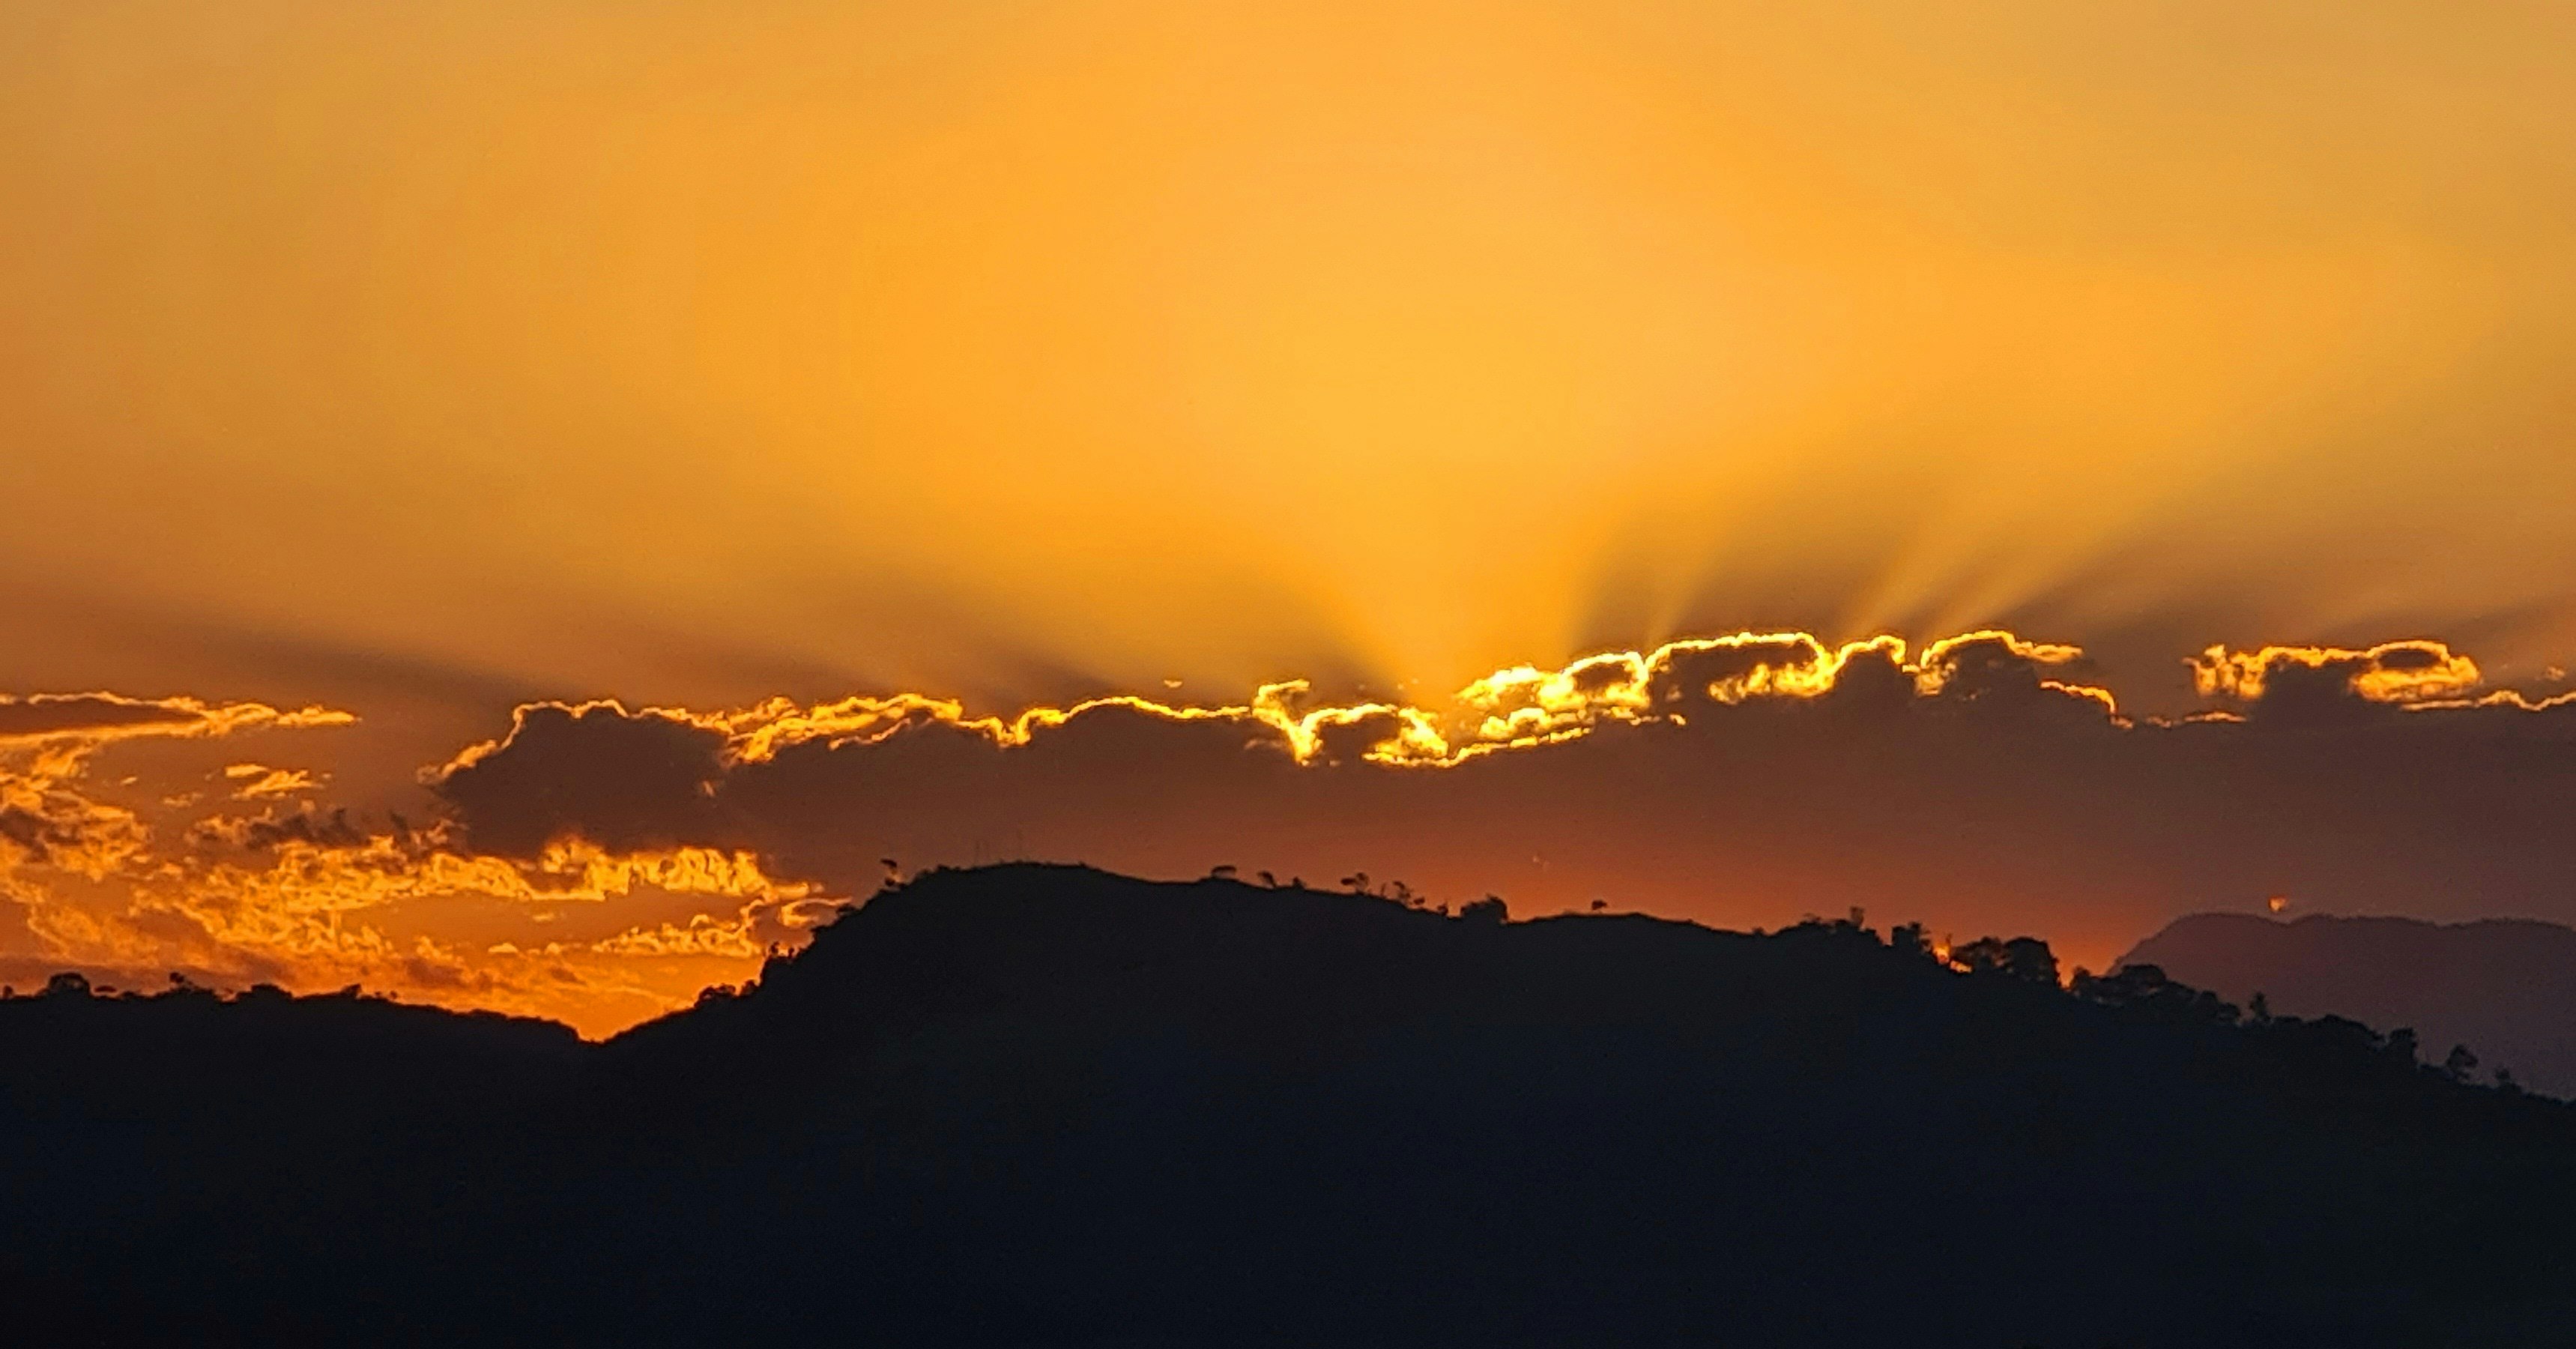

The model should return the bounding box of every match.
[7,864,2575,1346]
[2123,912,2576,1098]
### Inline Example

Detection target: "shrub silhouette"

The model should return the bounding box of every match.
[1953,934,2061,985]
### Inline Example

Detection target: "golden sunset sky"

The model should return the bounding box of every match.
[5,1,2575,1032]
[13,0,2576,704]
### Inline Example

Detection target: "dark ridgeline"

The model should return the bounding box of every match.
[2124,911,2576,1099]
[5,866,2574,1347]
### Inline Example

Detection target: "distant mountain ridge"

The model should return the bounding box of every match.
[2120,912,2576,1097]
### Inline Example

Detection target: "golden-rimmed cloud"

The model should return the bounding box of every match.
[1,693,355,878]
[8,628,2576,1036]
[420,627,2576,996]
[5,795,836,1035]
[2189,641,2487,712]
[0,694,354,747]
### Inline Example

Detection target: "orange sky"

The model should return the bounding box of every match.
[11,0,2576,707]
[4,2,2575,1033]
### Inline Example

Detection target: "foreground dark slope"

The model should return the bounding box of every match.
[7,865,2575,1347]
[2125,911,2576,1097]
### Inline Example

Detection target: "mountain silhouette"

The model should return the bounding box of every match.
[2123,912,2576,1098]
[6,864,2575,1346]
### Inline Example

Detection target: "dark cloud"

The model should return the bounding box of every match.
[0,695,205,740]
[432,702,730,857]
[424,636,2576,971]
[0,805,68,858]
[185,803,370,852]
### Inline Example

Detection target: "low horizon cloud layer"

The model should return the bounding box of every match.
[5,629,2570,1036]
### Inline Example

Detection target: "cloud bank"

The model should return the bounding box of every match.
[9,629,2568,1034]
